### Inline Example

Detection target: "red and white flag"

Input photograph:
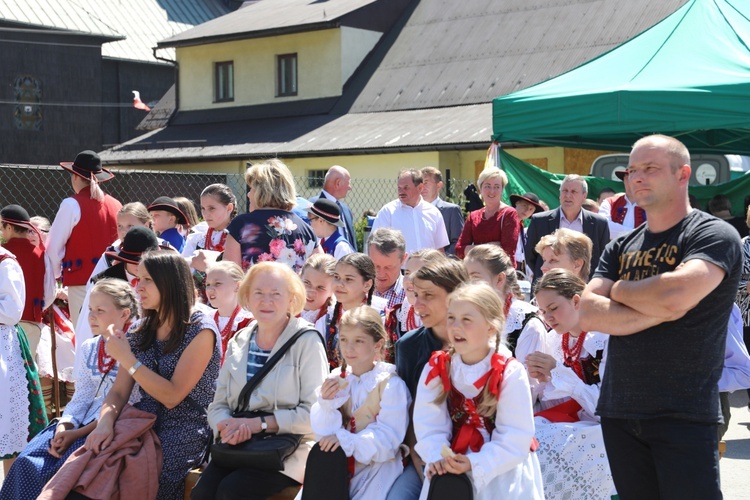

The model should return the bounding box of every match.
[132,90,151,111]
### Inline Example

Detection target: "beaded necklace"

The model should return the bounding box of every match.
[97,321,131,374]
[562,332,587,381]
[215,305,242,353]
[204,227,228,252]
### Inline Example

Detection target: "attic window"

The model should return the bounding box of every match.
[276,53,298,97]
[214,61,234,102]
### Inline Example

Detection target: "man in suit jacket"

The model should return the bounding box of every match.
[525,174,610,282]
[420,166,465,255]
[310,165,358,251]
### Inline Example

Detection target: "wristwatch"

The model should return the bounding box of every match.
[128,361,143,376]
[259,415,268,431]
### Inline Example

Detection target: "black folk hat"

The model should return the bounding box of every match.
[147,196,189,225]
[0,204,35,231]
[59,150,115,182]
[105,226,160,265]
[308,198,345,227]
[614,169,628,180]
[509,192,545,213]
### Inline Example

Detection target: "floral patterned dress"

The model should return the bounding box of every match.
[227,209,318,272]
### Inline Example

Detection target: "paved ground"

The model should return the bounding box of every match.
[2,392,750,497]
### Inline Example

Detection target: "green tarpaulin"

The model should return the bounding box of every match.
[500,148,750,216]
[492,0,750,155]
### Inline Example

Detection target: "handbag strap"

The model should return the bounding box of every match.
[236,325,322,414]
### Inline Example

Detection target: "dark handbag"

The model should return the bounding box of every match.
[210,326,322,471]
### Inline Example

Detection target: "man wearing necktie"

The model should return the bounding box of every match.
[310,165,358,252]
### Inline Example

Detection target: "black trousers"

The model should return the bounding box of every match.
[601,416,721,500]
[190,461,300,500]
[301,443,349,500]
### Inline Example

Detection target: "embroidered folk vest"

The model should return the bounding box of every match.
[608,193,646,228]
[5,238,46,322]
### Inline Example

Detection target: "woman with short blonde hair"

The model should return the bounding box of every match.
[455,168,519,263]
[534,228,593,281]
[225,159,319,272]
[193,261,328,499]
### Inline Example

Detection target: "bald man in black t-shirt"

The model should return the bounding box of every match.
[581,135,741,500]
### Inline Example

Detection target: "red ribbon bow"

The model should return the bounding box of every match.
[473,353,507,397]
[425,351,451,394]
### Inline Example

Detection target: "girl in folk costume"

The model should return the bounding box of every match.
[0,245,48,471]
[525,269,614,500]
[174,196,200,240]
[384,250,444,361]
[47,150,122,329]
[0,279,140,500]
[414,283,543,500]
[183,184,238,299]
[317,253,387,369]
[300,306,410,500]
[0,204,56,357]
[300,253,336,327]
[464,244,548,362]
[205,261,253,364]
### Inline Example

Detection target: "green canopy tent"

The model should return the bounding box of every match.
[492,0,750,155]
[498,148,750,214]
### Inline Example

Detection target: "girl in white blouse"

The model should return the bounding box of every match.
[0,278,139,500]
[413,283,543,500]
[301,306,410,500]
[525,269,614,500]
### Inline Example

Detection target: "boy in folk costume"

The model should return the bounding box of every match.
[147,196,190,253]
[46,150,122,328]
[0,204,56,356]
[307,198,354,259]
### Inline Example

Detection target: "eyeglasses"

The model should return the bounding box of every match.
[308,215,320,222]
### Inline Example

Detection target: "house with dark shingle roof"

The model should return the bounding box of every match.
[100,0,688,183]
[0,0,236,165]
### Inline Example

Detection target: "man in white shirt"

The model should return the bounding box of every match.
[420,166,464,255]
[599,171,646,239]
[371,169,449,255]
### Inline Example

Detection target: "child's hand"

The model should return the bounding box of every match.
[318,435,341,452]
[426,459,447,479]
[48,429,78,458]
[526,352,556,381]
[101,325,133,362]
[320,378,345,400]
[444,454,472,474]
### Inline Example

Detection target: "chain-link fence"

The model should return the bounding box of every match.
[0,165,475,225]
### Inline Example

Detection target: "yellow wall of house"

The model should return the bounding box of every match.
[341,27,381,84]
[178,30,342,110]
[177,27,380,111]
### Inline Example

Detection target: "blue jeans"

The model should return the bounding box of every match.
[601,416,721,500]
[386,458,424,500]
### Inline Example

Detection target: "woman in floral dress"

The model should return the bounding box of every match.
[225,159,318,273]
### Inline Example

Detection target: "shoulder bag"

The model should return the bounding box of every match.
[210,326,322,471]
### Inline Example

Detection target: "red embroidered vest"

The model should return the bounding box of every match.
[62,188,121,286]
[4,238,46,322]
[608,193,646,228]
[425,351,538,455]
